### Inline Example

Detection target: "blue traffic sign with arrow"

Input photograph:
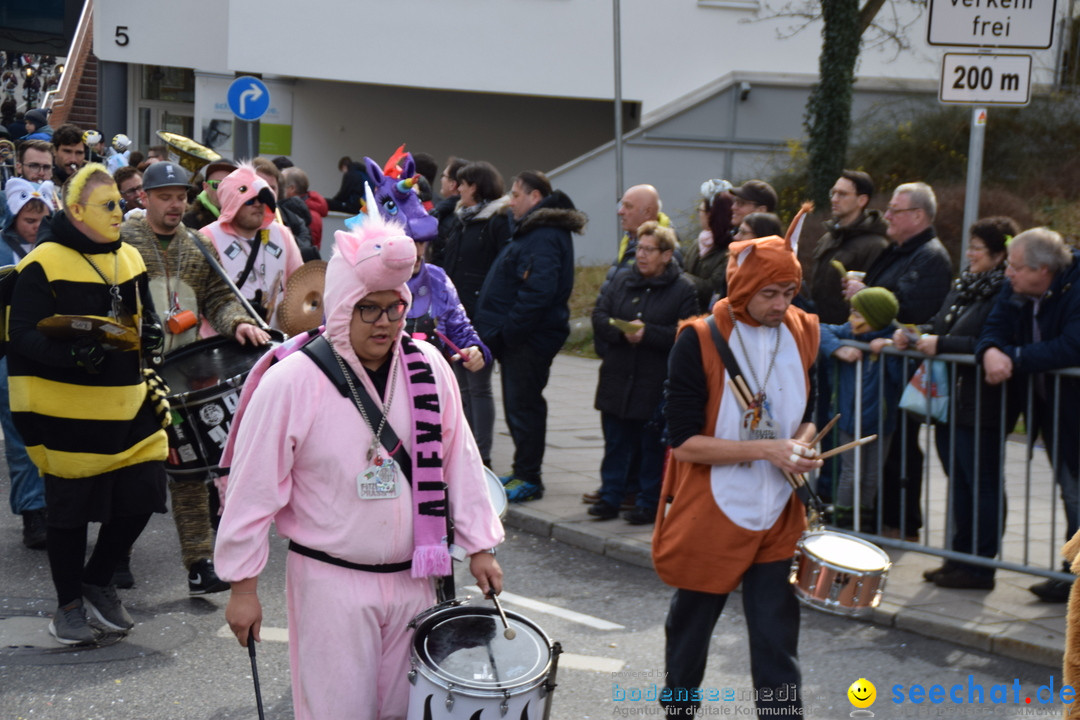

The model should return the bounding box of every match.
[227,76,271,121]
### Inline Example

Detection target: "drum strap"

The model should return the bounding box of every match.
[287,540,411,573]
[705,314,745,383]
[301,334,412,481]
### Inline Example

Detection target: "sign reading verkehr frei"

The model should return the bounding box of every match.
[227,76,271,122]
[927,0,1057,49]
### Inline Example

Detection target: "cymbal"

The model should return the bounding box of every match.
[278,261,327,336]
[37,315,141,351]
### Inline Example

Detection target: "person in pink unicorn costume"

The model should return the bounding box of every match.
[213,204,504,720]
[199,161,303,332]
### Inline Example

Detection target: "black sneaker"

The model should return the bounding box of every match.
[188,558,230,596]
[83,583,134,631]
[49,599,101,645]
[934,567,995,590]
[1029,577,1073,603]
[623,507,656,526]
[922,561,957,583]
[588,501,620,520]
[21,509,47,550]
[112,556,135,589]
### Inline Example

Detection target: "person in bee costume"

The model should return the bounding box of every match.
[7,163,170,645]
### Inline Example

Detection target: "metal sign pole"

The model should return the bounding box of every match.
[961,107,986,258]
[613,0,624,209]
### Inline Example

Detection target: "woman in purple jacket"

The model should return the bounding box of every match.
[406,238,494,465]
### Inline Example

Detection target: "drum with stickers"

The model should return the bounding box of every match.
[159,336,278,476]
[407,598,560,720]
[789,530,890,616]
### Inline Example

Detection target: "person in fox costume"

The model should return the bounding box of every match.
[652,234,821,718]
[213,199,504,720]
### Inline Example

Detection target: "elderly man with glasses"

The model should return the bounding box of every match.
[843,181,952,541]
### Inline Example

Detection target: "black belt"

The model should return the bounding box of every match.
[288,541,412,574]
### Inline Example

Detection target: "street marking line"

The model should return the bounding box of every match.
[558,653,625,673]
[463,586,625,630]
[216,624,289,643]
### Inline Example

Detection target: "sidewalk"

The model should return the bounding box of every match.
[491,353,1069,670]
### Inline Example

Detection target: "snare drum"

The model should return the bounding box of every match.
[159,336,278,476]
[789,530,890,616]
[407,600,557,719]
[484,467,508,520]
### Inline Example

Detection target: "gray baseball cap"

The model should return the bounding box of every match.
[142,161,190,190]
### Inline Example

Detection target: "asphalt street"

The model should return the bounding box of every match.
[0,494,1067,720]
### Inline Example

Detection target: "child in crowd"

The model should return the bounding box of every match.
[819,287,903,529]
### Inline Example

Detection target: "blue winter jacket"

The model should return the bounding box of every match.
[819,322,904,437]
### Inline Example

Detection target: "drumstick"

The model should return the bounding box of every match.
[434,329,464,362]
[810,414,841,448]
[489,592,516,640]
[816,435,879,461]
[734,375,755,405]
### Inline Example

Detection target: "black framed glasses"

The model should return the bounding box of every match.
[206,179,222,189]
[21,162,51,173]
[354,300,408,324]
[120,185,142,197]
[243,196,262,206]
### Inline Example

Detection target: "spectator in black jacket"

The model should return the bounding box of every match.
[843,181,952,540]
[327,156,369,214]
[429,156,469,266]
[474,171,586,504]
[589,222,697,525]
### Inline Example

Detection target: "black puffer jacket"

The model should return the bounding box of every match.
[442,198,512,319]
[864,227,952,325]
[474,191,586,359]
[592,262,698,420]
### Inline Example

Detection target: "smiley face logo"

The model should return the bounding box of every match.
[847,678,876,709]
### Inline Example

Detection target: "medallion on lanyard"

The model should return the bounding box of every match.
[357,452,400,500]
[739,390,779,441]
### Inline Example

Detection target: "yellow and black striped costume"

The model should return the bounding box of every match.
[7,211,168,479]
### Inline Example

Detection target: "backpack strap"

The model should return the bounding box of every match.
[301,334,412,482]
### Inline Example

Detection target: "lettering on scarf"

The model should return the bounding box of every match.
[407,361,436,386]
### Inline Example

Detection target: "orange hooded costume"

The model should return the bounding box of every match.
[652,235,819,594]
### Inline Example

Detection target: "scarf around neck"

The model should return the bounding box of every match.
[217,330,451,577]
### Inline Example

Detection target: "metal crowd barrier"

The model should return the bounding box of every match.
[822,340,1080,583]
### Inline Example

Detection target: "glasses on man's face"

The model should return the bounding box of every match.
[80,200,120,212]
[243,197,263,206]
[207,179,222,190]
[636,244,662,255]
[21,162,51,174]
[885,206,920,216]
[121,186,142,197]
[354,300,408,324]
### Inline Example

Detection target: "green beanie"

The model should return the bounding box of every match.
[851,287,899,331]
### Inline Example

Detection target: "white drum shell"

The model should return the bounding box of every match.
[484,467,508,520]
[407,604,553,719]
[789,531,891,616]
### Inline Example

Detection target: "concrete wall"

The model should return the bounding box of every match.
[554,77,941,264]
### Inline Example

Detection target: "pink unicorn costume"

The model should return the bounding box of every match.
[199,162,302,333]
[214,216,503,720]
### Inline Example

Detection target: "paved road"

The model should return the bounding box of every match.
[0,501,1066,719]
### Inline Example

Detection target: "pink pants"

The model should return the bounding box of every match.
[285,552,435,720]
